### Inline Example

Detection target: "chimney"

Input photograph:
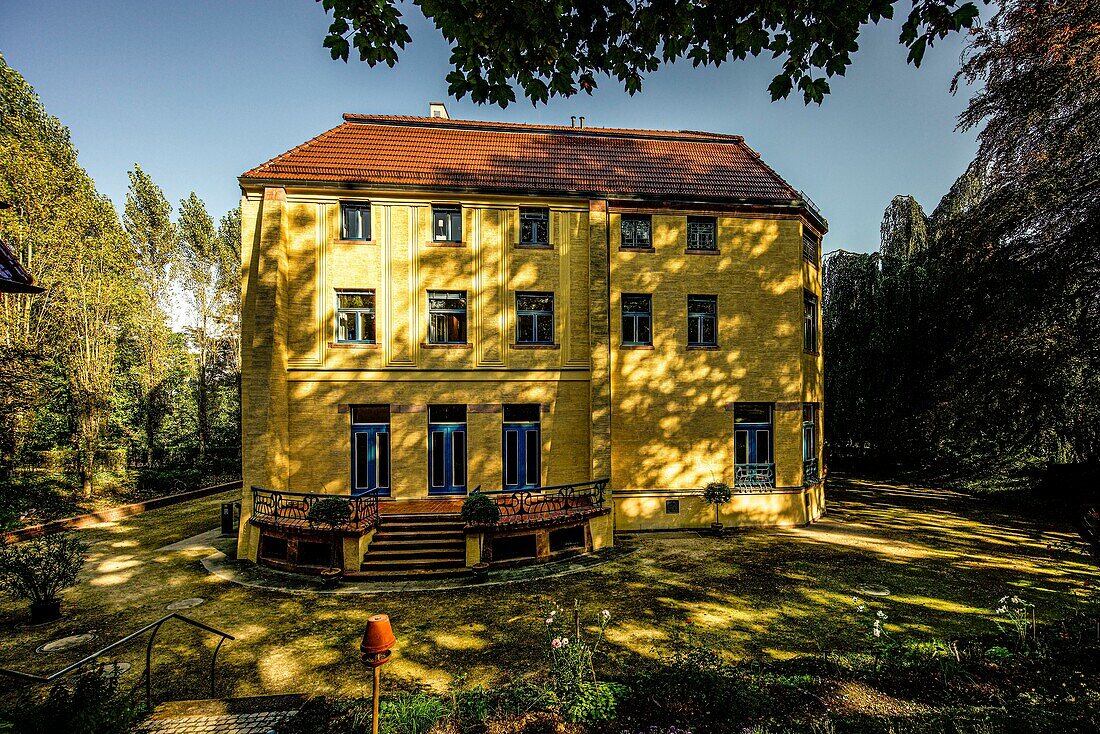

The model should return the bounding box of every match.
[429,102,450,119]
[579,116,585,128]
[570,116,576,127]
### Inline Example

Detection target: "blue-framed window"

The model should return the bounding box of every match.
[432,205,462,242]
[804,291,818,353]
[520,208,550,245]
[341,202,371,240]
[351,404,389,496]
[336,290,376,343]
[687,295,718,347]
[735,403,775,488]
[428,290,467,344]
[802,404,817,461]
[687,216,717,251]
[621,293,652,346]
[516,292,554,344]
[621,214,652,249]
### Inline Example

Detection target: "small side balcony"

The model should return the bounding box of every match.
[733,463,776,491]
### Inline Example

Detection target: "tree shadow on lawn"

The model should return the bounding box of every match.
[0,477,1096,705]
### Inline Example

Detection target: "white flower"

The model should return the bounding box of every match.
[876,610,887,620]
[857,605,866,613]
[561,637,569,647]
[545,617,554,625]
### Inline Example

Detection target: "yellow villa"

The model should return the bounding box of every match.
[236,105,826,578]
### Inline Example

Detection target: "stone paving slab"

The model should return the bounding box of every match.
[139,710,295,734]
[140,695,305,734]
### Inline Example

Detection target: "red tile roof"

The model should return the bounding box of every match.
[241,115,803,205]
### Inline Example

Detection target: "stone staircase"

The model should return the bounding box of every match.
[359,513,468,579]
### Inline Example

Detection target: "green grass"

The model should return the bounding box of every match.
[0,475,1095,714]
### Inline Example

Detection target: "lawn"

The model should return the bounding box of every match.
[0,475,1095,712]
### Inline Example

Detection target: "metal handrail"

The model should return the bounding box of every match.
[476,478,609,526]
[734,463,776,492]
[251,486,381,530]
[0,613,235,709]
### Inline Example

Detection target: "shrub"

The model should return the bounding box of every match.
[10,666,146,734]
[461,491,500,526]
[701,481,731,525]
[0,533,88,604]
[308,497,353,528]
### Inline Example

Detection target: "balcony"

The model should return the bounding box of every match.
[733,463,775,492]
[475,479,610,529]
[803,457,820,486]
[249,487,381,532]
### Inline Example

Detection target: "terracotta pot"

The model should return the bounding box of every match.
[361,614,396,667]
[710,522,724,536]
[30,599,61,624]
[471,562,490,583]
[319,567,343,588]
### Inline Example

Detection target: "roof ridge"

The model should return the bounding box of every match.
[340,114,745,144]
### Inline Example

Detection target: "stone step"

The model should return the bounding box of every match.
[368,537,465,550]
[359,557,467,572]
[372,529,465,541]
[381,513,462,523]
[366,547,465,561]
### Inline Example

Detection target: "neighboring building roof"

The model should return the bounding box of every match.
[0,239,43,294]
[241,115,807,207]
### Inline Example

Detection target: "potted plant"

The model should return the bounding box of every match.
[308,496,352,586]
[461,490,500,582]
[0,533,88,624]
[702,480,732,535]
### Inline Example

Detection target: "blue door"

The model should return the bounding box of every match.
[428,422,467,495]
[503,422,540,490]
[352,424,390,496]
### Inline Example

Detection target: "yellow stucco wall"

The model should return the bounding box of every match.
[238,185,826,560]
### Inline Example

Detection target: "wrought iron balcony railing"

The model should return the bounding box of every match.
[803,457,820,485]
[250,487,380,531]
[734,463,776,491]
[476,479,609,527]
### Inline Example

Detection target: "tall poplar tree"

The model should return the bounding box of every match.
[122,165,176,465]
[178,193,218,459]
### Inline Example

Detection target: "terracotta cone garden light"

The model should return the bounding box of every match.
[361,614,396,734]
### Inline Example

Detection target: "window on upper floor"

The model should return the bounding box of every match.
[432,205,462,242]
[621,293,652,346]
[620,214,652,249]
[336,290,376,343]
[687,216,717,251]
[687,295,718,347]
[803,229,820,264]
[341,202,371,241]
[519,208,550,246]
[804,291,819,353]
[516,292,554,344]
[428,290,468,344]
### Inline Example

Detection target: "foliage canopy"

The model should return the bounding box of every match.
[318,0,985,106]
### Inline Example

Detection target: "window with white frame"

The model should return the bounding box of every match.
[336,291,376,343]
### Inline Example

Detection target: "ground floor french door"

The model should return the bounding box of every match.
[428,419,467,495]
[352,424,390,496]
[503,422,540,490]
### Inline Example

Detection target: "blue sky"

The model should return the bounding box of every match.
[1,0,980,252]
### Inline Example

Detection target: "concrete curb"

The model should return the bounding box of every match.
[1,480,242,545]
